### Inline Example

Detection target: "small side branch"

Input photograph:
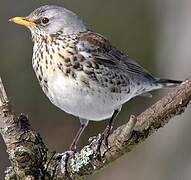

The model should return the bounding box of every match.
[0,77,191,179]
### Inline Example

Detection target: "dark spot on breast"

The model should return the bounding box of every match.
[65,43,69,47]
[67,50,74,55]
[45,45,49,53]
[92,62,99,69]
[73,62,80,70]
[57,63,63,71]
[40,51,43,59]
[126,87,130,93]
[117,81,121,85]
[53,41,60,46]
[71,71,77,79]
[110,87,119,93]
[66,68,71,74]
[65,62,72,67]
[58,53,65,59]
[73,56,78,61]
[64,58,70,63]
[80,76,90,87]
[83,68,93,75]
[38,75,42,82]
[52,48,55,53]
[44,79,48,84]
[85,61,92,68]
[40,66,43,76]
[97,89,101,93]
[69,45,74,49]
[79,55,86,62]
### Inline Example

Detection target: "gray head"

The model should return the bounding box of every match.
[10,5,89,36]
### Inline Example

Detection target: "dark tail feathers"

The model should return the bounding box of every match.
[156,78,182,88]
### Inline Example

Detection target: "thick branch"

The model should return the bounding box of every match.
[0,77,190,180]
[0,78,49,179]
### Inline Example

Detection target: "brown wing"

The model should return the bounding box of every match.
[77,32,154,81]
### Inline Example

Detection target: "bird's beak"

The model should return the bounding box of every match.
[9,17,35,27]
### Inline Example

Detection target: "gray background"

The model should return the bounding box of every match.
[0,0,191,179]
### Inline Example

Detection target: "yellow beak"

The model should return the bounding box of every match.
[9,17,35,27]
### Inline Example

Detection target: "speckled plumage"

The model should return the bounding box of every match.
[32,31,157,120]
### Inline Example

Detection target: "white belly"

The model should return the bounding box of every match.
[45,73,128,121]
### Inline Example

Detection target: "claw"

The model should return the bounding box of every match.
[104,125,113,148]
[94,109,119,158]
[88,135,97,143]
[94,130,111,159]
[59,151,75,174]
[94,133,104,159]
[104,133,109,149]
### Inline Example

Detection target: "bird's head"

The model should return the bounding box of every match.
[9,5,88,37]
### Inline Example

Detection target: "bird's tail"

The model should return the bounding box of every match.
[155,78,182,88]
[135,77,182,98]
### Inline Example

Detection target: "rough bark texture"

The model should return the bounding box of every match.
[0,77,190,180]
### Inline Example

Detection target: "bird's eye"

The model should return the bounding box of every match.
[41,17,49,25]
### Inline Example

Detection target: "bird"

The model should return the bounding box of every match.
[10,5,182,152]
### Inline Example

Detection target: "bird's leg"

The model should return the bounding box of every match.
[104,109,121,147]
[96,107,121,157]
[69,119,89,152]
[60,119,89,174]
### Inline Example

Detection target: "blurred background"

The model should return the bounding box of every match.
[0,0,191,179]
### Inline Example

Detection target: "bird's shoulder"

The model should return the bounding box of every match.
[78,31,112,52]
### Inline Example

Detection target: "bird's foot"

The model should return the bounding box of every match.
[56,151,75,175]
[88,135,97,144]
[95,126,113,159]
[103,125,112,148]
[94,133,104,159]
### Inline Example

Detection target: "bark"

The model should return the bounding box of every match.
[0,76,190,180]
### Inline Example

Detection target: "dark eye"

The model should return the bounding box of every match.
[41,17,49,25]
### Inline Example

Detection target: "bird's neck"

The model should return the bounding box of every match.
[32,33,53,45]
[31,30,72,44]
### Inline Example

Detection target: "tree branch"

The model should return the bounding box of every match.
[0,77,190,180]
